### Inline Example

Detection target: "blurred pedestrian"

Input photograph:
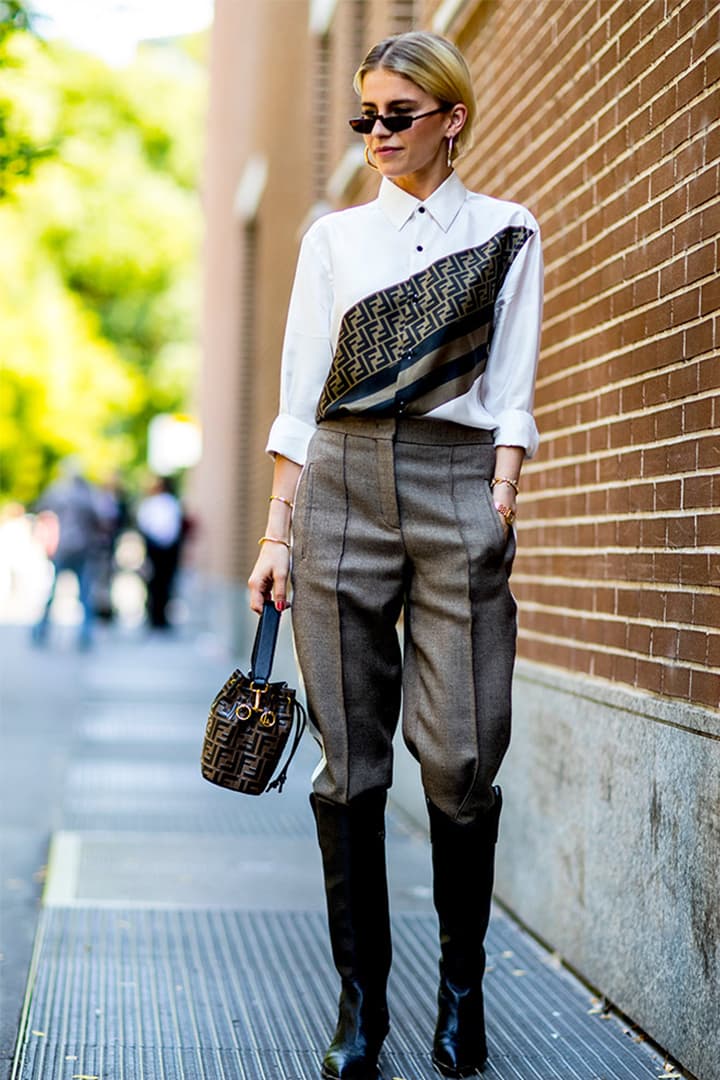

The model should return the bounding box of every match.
[248,31,542,1080]
[93,471,130,620]
[136,475,184,630]
[31,459,103,650]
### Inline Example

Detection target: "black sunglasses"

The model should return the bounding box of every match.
[348,106,450,135]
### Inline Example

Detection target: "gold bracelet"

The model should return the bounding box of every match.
[491,476,519,494]
[269,495,294,511]
[258,535,290,549]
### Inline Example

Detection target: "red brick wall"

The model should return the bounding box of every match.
[427,0,720,710]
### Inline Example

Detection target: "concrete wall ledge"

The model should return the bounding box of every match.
[495,659,719,1080]
[512,658,720,739]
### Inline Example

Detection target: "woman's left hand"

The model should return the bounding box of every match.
[491,449,522,536]
[492,496,515,536]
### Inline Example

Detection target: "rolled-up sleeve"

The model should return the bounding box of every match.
[265,224,334,465]
[479,223,543,458]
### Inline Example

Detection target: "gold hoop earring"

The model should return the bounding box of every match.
[364,145,379,170]
[446,136,455,168]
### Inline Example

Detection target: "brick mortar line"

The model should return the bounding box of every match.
[536,418,717,445]
[543,210,719,319]
[535,341,716,395]
[527,496,718,517]
[511,573,719,596]
[519,599,718,636]
[516,544,719,556]
[518,627,719,675]
[540,100,719,265]
[534,367,713,420]
[520,488,715,505]
[518,508,718,525]
[521,428,716,472]
[519,466,718,492]
[528,438,716,460]
[499,8,716,207]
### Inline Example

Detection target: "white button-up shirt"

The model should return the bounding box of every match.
[267,171,543,465]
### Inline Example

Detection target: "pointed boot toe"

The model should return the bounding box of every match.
[431,979,486,1077]
[320,981,388,1080]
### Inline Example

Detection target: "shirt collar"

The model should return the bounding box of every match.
[377,171,467,232]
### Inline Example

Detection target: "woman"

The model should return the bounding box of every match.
[249,30,543,1080]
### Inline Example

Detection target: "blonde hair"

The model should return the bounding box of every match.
[353,31,476,161]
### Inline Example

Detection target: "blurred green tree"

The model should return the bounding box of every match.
[0,6,204,504]
[0,1,56,197]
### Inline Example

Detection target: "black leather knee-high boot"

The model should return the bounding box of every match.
[427,787,502,1078]
[311,790,392,1080]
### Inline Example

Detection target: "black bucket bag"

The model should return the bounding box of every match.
[201,601,306,795]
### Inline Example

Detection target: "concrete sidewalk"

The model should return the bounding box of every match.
[1,620,682,1080]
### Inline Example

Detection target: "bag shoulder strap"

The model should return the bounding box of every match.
[249,601,281,684]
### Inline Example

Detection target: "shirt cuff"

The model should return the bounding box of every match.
[493,409,540,459]
[265,413,317,465]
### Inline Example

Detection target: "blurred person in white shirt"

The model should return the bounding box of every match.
[136,475,184,629]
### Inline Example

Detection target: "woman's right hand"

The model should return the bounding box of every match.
[248,541,291,614]
[248,454,302,614]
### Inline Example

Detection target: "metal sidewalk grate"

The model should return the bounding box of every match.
[13,908,666,1080]
[63,709,320,836]
[62,724,410,841]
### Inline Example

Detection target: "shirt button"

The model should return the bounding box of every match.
[416,245,423,252]
[418,206,426,214]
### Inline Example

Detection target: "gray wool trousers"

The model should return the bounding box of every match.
[290,416,517,825]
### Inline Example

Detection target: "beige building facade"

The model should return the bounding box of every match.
[195,2,720,1076]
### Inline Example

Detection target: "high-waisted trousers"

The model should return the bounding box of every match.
[291,416,517,825]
